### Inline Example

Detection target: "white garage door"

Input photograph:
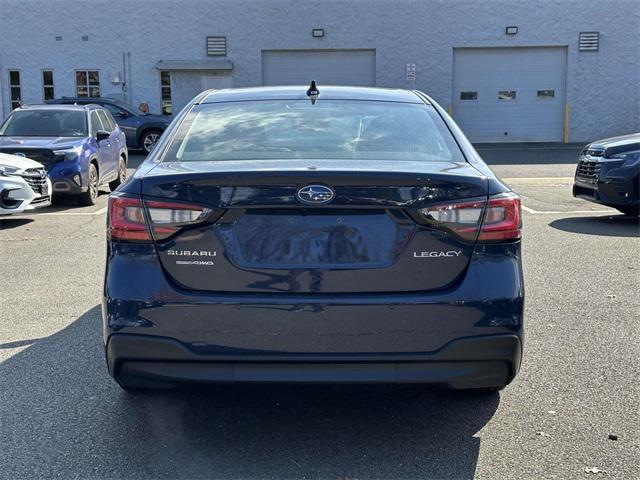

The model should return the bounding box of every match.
[262,49,376,86]
[453,47,567,143]
[171,72,233,113]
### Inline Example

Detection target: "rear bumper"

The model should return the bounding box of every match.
[103,242,524,387]
[107,333,522,389]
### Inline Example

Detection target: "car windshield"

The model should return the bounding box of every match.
[0,110,87,137]
[164,100,465,162]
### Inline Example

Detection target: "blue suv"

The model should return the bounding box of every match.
[49,97,171,153]
[0,104,127,206]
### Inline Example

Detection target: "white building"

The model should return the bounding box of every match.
[0,0,638,142]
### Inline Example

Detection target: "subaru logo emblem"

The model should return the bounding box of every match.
[296,184,335,205]
[14,152,26,157]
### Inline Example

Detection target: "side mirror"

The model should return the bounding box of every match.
[96,130,110,142]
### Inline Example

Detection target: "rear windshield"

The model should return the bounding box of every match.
[163,100,465,162]
[0,110,87,137]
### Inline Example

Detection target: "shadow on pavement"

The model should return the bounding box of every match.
[128,153,147,169]
[0,217,33,230]
[30,190,110,214]
[549,214,640,237]
[0,306,499,479]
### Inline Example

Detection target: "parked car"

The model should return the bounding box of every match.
[103,85,524,393]
[0,152,51,214]
[49,97,171,153]
[0,104,127,206]
[573,133,640,216]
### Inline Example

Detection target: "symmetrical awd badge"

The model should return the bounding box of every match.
[296,184,335,205]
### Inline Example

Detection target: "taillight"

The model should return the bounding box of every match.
[108,194,212,243]
[418,198,486,241]
[477,193,521,242]
[108,194,152,242]
[144,199,211,241]
[416,192,521,243]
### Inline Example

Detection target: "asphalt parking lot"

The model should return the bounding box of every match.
[1,146,639,479]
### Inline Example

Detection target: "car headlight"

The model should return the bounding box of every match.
[53,145,84,161]
[0,165,23,176]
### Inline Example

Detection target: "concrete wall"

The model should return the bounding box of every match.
[0,0,638,142]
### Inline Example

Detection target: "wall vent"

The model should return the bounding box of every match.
[206,36,227,56]
[579,32,599,51]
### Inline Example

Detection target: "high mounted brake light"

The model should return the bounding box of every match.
[108,194,212,243]
[417,192,521,243]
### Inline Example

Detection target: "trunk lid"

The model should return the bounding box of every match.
[141,160,488,293]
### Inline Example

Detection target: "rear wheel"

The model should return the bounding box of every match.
[141,130,162,153]
[109,156,127,191]
[617,206,639,216]
[78,163,98,206]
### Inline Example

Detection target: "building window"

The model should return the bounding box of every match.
[42,70,55,101]
[460,91,478,101]
[160,71,172,115]
[537,89,555,99]
[76,70,100,97]
[498,90,516,100]
[8,70,21,110]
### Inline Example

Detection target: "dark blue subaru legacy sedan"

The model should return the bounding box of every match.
[103,85,524,392]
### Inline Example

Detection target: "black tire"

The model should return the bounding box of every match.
[109,156,127,191]
[78,163,98,206]
[617,206,639,216]
[141,130,162,154]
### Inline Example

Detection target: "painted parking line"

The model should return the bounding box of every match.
[38,206,108,216]
[503,177,616,214]
[521,205,614,215]
[502,177,573,185]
